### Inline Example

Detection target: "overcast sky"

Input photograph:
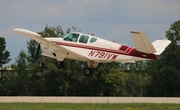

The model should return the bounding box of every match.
[1,0,180,66]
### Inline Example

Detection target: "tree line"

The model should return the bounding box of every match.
[0,20,180,96]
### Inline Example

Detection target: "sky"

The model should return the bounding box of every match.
[1,0,180,66]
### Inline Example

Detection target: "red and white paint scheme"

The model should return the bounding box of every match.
[13,28,171,76]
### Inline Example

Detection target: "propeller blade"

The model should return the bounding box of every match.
[35,44,40,57]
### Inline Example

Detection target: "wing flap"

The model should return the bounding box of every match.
[130,31,156,53]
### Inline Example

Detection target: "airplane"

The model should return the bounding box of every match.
[13,28,171,76]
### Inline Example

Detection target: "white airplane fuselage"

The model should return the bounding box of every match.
[41,32,157,64]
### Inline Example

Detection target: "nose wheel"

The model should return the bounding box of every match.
[84,68,92,76]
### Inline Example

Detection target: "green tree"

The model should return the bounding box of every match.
[12,50,29,95]
[0,50,30,96]
[147,20,180,96]
[122,71,151,97]
[81,62,127,96]
[105,68,126,96]
[0,37,11,95]
[119,61,151,96]
[0,37,11,67]
[27,39,40,63]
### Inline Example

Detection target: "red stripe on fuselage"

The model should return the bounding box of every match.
[51,41,157,60]
[119,45,133,53]
[126,47,133,53]
[52,41,126,54]
[119,45,128,51]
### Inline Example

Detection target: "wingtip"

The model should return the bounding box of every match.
[12,28,41,37]
[12,28,18,32]
[12,28,23,32]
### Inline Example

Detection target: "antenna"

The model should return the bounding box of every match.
[124,37,131,45]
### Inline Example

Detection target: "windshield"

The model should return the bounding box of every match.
[60,33,68,38]
[63,33,80,42]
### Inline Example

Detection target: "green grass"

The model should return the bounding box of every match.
[0,103,179,110]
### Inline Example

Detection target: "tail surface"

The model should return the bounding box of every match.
[152,39,171,55]
[130,31,171,55]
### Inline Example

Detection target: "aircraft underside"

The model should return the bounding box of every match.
[38,49,151,76]
[39,52,99,76]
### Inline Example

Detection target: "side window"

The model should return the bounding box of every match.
[79,35,89,43]
[63,33,79,42]
[90,38,97,43]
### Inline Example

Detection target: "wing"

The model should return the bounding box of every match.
[13,28,88,61]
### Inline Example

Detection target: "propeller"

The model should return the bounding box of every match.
[34,25,47,58]
[35,44,41,57]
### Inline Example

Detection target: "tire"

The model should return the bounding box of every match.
[84,68,92,76]
[56,61,65,69]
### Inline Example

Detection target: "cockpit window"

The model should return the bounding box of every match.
[90,38,97,43]
[60,34,67,38]
[63,33,79,42]
[79,35,89,43]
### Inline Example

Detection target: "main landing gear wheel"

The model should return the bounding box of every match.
[84,68,92,76]
[38,61,44,69]
[55,61,65,69]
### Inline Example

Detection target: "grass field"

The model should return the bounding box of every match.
[0,103,180,110]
